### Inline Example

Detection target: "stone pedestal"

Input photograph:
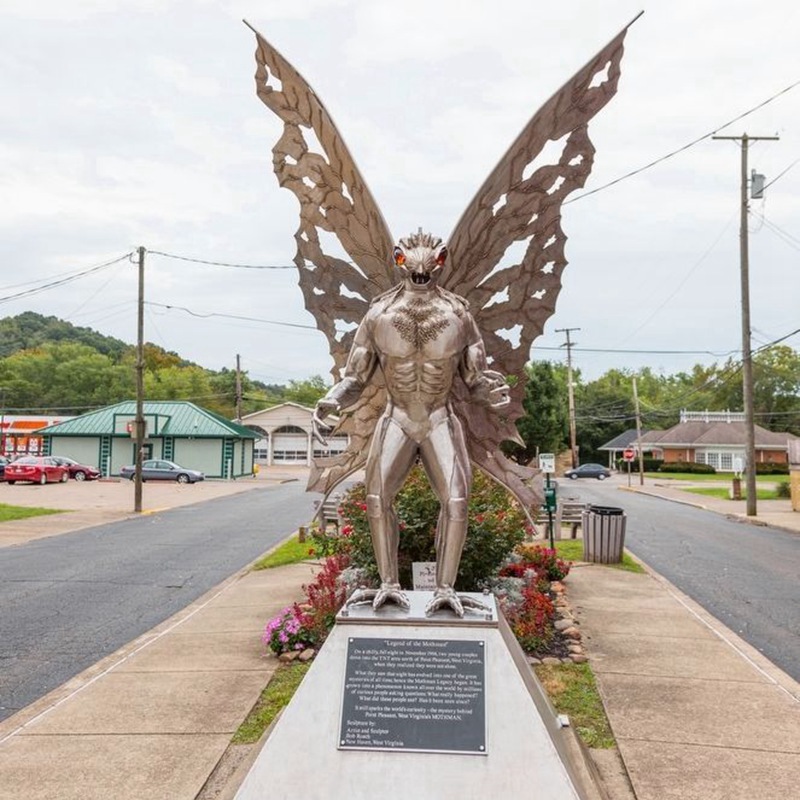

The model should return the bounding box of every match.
[234,593,601,800]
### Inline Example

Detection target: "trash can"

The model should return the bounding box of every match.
[582,505,626,564]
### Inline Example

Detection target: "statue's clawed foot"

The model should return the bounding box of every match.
[424,586,491,618]
[346,582,410,611]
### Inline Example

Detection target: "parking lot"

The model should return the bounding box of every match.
[0,466,311,548]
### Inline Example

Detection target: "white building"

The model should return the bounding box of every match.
[240,402,348,466]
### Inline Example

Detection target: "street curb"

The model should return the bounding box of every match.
[617,484,800,536]
[611,546,800,703]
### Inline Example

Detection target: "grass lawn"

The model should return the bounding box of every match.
[252,533,317,570]
[644,472,781,483]
[232,662,311,744]
[684,486,779,501]
[0,503,66,522]
[554,538,645,574]
[534,663,615,748]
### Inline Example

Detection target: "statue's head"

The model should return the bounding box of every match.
[394,231,446,291]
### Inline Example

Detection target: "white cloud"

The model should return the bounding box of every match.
[0,0,799,386]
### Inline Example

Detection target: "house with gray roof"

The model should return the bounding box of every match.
[638,410,796,472]
[38,401,257,479]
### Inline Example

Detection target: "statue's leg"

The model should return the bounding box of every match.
[356,416,417,607]
[418,414,471,591]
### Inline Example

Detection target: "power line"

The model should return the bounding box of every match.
[757,214,800,251]
[763,157,800,192]
[535,345,739,356]
[615,212,736,345]
[0,253,133,306]
[567,78,800,204]
[144,301,319,331]
[148,250,295,269]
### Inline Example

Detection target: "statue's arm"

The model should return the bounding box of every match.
[313,318,378,443]
[459,315,510,410]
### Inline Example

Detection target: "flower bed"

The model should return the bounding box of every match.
[263,469,578,662]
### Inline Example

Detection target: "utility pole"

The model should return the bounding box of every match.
[556,327,581,468]
[632,375,645,486]
[134,246,146,513]
[712,133,778,516]
[0,386,6,458]
[235,354,243,424]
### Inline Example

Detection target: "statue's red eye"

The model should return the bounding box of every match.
[394,248,406,266]
[436,247,447,266]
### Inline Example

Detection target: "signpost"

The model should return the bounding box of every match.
[539,454,557,547]
[623,447,635,486]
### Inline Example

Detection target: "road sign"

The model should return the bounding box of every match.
[623,448,635,462]
[539,453,556,473]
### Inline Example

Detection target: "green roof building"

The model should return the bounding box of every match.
[38,401,257,479]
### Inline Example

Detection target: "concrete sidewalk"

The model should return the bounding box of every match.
[0,559,318,800]
[569,562,800,800]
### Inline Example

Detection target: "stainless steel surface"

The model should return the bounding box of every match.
[337,591,498,627]
[250,22,632,608]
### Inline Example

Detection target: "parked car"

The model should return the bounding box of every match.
[50,456,101,481]
[119,459,205,484]
[0,456,8,482]
[5,456,69,485]
[564,463,611,481]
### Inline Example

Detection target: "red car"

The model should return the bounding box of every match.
[50,456,101,481]
[5,456,69,485]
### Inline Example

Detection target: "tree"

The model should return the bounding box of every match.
[575,369,635,463]
[283,375,329,407]
[505,362,568,463]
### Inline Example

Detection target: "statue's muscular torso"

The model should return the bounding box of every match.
[363,289,480,436]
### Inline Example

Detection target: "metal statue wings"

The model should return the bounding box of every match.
[247,19,636,516]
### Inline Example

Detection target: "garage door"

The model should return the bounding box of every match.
[272,432,308,464]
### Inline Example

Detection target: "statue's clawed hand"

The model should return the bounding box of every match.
[478,370,510,410]
[312,399,338,446]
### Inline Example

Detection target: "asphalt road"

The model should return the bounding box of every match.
[0,481,318,722]
[563,479,800,682]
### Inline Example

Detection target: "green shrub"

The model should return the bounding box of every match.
[776,481,791,498]
[754,463,790,475]
[659,461,716,474]
[615,457,663,472]
[313,465,527,591]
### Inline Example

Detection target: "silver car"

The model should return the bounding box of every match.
[119,459,204,484]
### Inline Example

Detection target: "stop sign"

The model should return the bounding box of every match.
[623,448,635,461]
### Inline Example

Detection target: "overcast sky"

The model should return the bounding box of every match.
[1,0,798,390]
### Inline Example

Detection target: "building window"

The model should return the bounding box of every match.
[272,450,307,462]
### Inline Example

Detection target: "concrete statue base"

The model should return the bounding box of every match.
[234,592,601,800]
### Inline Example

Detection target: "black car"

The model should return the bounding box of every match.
[564,463,611,480]
[0,455,8,482]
